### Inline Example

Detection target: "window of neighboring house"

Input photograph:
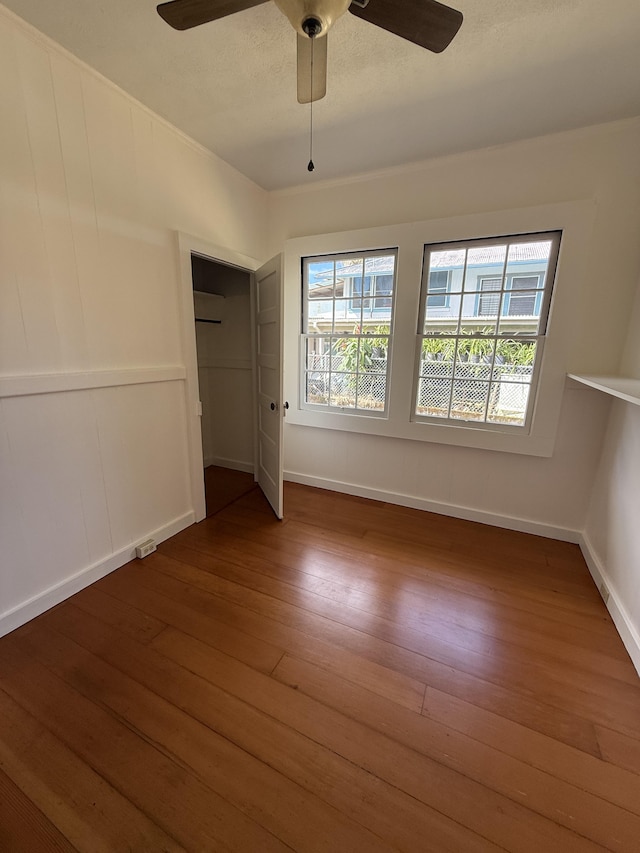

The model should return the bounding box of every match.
[478,277,501,316]
[506,275,541,316]
[350,273,394,314]
[302,250,397,414]
[415,232,561,430]
[427,269,451,308]
[477,274,542,317]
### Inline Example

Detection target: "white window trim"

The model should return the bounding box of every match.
[282,200,596,457]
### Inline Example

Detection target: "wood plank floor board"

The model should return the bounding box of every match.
[0,766,77,853]
[204,465,257,516]
[0,639,288,853]
[1,481,639,851]
[162,527,637,684]
[72,582,285,673]
[361,526,602,602]
[270,652,640,849]
[203,507,615,629]
[156,542,640,719]
[420,686,640,799]
[0,688,186,852]
[14,619,397,853]
[61,585,167,644]
[33,607,611,852]
[137,550,640,741]
[304,492,590,585]
[378,498,581,560]
[96,553,605,756]
[594,726,640,777]
[233,484,591,583]
[37,605,501,853]
[92,566,428,713]
[325,519,599,605]
[146,628,610,853]
[178,518,625,662]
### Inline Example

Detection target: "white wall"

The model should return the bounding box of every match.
[269,118,640,536]
[583,268,640,672]
[0,6,267,636]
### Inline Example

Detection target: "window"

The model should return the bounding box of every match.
[427,269,451,308]
[478,277,501,316]
[285,205,589,456]
[350,273,394,313]
[507,275,541,316]
[415,232,561,429]
[302,251,396,414]
[477,274,542,317]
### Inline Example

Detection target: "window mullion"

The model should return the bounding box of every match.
[497,243,510,321]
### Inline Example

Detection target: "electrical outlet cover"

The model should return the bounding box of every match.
[135,539,157,559]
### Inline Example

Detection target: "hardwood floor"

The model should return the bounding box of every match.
[1,483,639,851]
[204,465,257,516]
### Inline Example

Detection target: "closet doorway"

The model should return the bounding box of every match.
[191,254,257,516]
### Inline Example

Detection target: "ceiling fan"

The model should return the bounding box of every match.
[156,0,463,104]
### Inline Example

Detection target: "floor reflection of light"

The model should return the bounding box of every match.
[292,549,503,660]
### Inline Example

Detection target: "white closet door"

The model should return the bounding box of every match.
[254,255,284,519]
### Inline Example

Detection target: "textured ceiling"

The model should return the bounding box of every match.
[3,0,640,190]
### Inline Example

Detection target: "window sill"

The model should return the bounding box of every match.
[567,374,640,407]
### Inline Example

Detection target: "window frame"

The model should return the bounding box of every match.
[300,249,398,417]
[282,201,595,458]
[414,231,560,433]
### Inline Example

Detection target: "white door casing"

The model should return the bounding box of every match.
[176,232,259,522]
[254,255,284,519]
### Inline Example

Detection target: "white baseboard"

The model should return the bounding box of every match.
[284,471,581,543]
[579,533,640,676]
[0,511,195,640]
[204,456,254,474]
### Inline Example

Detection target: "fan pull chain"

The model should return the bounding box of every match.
[307,35,315,172]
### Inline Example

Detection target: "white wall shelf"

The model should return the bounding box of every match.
[568,374,640,407]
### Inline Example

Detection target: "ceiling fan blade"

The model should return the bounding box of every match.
[348,0,462,53]
[157,0,268,30]
[297,35,328,104]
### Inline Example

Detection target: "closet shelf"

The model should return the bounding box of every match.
[193,290,224,324]
[568,374,640,406]
[193,289,225,299]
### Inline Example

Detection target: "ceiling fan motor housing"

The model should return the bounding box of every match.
[273,0,351,37]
